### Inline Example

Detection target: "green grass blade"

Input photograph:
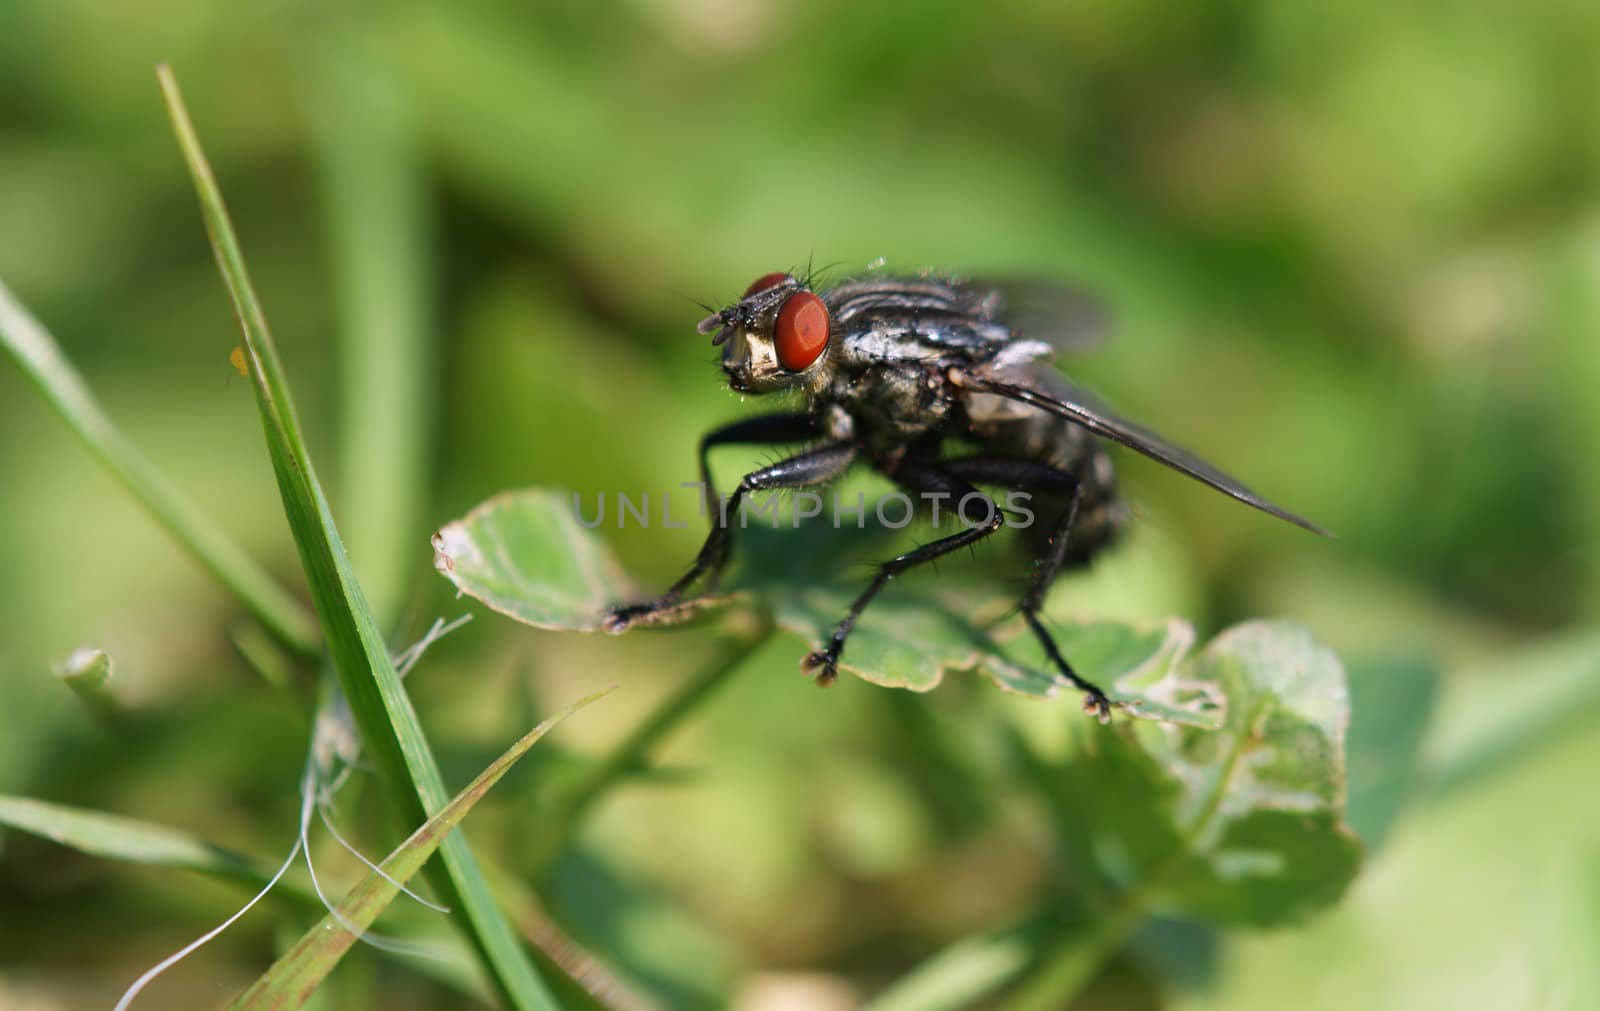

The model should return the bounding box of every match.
[230,687,613,1011]
[0,793,280,888]
[157,64,562,1011]
[310,42,433,627]
[0,277,320,657]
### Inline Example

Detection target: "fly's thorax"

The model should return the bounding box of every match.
[819,351,961,448]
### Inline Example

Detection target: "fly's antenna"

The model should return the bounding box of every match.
[670,286,719,314]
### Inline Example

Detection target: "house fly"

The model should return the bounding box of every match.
[605,269,1327,722]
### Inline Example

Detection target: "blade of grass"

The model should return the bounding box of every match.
[0,277,320,656]
[309,40,433,628]
[0,793,293,893]
[158,64,561,1010]
[231,687,613,1011]
[229,620,298,690]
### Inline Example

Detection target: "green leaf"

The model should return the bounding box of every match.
[158,66,561,1010]
[432,488,1222,727]
[0,794,278,890]
[1052,620,1360,926]
[988,622,1359,1010]
[1343,652,1438,851]
[432,489,639,631]
[230,687,612,1011]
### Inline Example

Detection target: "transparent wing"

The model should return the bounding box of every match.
[961,370,1330,536]
[956,278,1110,355]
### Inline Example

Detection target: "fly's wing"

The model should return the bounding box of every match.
[959,369,1330,536]
[955,278,1109,355]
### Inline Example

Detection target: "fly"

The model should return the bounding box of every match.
[605,268,1328,722]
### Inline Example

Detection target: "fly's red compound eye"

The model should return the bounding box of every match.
[774,291,830,371]
[744,272,791,298]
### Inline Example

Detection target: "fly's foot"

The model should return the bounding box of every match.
[1020,609,1116,726]
[602,601,667,635]
[801,650,839,686]
[1081,688,1114,725]
[605,593,736,633]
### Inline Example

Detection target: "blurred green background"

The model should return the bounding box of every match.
[3,1,1599,1008]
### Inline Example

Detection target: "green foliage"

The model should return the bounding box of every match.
[1342,652,1438,850]
[1043,623,1359,926]
[0,794,283,891]
[432,489,638,632]
[435,487,1361,1004]
[157,66,562,1010]
[435,489,1224,726]
[2,3,1597,1009]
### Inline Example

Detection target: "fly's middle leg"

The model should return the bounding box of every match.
[802,462,1003,686]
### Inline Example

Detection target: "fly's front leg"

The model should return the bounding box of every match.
[694,412,819,576]
[943,455,1112,722]
[604,440,854,633]
[803,463,1004,686]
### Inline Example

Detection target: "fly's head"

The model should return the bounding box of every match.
[700,272,833,394]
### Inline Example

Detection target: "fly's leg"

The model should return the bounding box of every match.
[802,463,1004,686]
[943,455,1112,723]
[604,439,853,632]
[692,412,819,566]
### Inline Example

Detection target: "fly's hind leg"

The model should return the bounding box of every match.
[943,455,1113,723]
[604,437,852,633]
[803,462,1005,686]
